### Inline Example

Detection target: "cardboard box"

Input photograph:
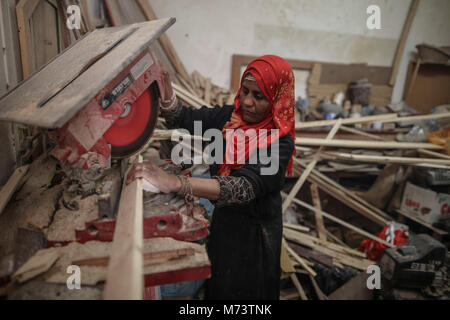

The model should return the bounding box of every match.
[400,182,450,225]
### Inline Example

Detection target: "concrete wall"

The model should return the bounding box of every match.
[150,0,450,103]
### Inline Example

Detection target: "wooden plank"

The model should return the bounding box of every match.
[288,241,334,268]
[172,82,212,108]
[282,193,394,248]
[12,248,59,283]
[284,229,374,271]
[295,113,398,129]
[323,151,450,169]
[104,156,144,300]
[283,239,317,277]
[295,137,443,150]
[290,273,308,300]
[389,0,420,86]
[0,165,29,216]
[204,78,211,105]
[288,230,367,259]
[418,148,450,160]
[0,19,175,128]
[383,112,450,124]
[310,184,327,242]
[283,223,310,233]
[309,274,328,300]
[339,125,388,141]
[16,0,40,79]
[283,119,342,212]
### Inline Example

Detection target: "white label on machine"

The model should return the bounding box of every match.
[131,53,154,80]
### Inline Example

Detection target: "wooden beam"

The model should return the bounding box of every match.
[389,0,420,86]
[418,148,450,160]
[339,126,388,141]
[283,223,310,233]
[323,151,450,169]
[172,82,212,109]
[295,113,397,129]
[0,165,29,217]
[310,184,327,242]
[382,112,450,124]
[290,273,308,300]
[104,156,144,300]
[284,229,375,271]
[283,119,342,212]
[296,112,450,130]
[283,239,317,277]
[295,138,443,150]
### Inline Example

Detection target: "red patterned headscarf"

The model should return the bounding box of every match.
[218,55,296,177]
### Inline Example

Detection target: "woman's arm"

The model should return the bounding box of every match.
[126,163,257,207]
[126,163,221,200]
[158,63,234,134]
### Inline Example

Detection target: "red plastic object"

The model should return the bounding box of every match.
[359,224,410,262]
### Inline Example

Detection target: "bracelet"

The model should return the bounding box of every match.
[160,92,177,110]
[177,175,194,204]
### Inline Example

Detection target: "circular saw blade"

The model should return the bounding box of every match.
[103,86,159,159]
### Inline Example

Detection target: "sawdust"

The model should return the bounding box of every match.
[43,238,209,286]
[0,154,62,260]
[45,241,111,286]
[45,195,99,242]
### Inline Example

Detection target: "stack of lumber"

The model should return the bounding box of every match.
[191,71,236,107]
[280,110,450,299]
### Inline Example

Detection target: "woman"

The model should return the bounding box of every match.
[127,55,296,300]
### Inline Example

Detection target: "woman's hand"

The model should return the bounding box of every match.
[126,162,181,194]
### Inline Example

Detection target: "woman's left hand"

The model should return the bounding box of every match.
[125,162,181,194]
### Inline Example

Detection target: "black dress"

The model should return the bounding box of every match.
[164,104,295,300]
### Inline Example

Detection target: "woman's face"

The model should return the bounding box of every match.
[239,78,270,123]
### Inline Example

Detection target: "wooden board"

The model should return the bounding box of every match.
[311,184,327,242]
[104,157,144,300]
[0,165,29,217]
[0,18,175,128]
[295,138,443,150]
[389,0,420,86]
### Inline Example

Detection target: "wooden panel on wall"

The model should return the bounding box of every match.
[403,61,450,113]
[17,0,61,79]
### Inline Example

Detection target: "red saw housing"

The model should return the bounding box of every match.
[50,48,164,168]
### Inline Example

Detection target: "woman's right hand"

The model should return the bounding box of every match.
[126,162,181,194]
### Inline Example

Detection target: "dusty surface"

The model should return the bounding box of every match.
[0,155,61,271]
[45,195,99,242]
